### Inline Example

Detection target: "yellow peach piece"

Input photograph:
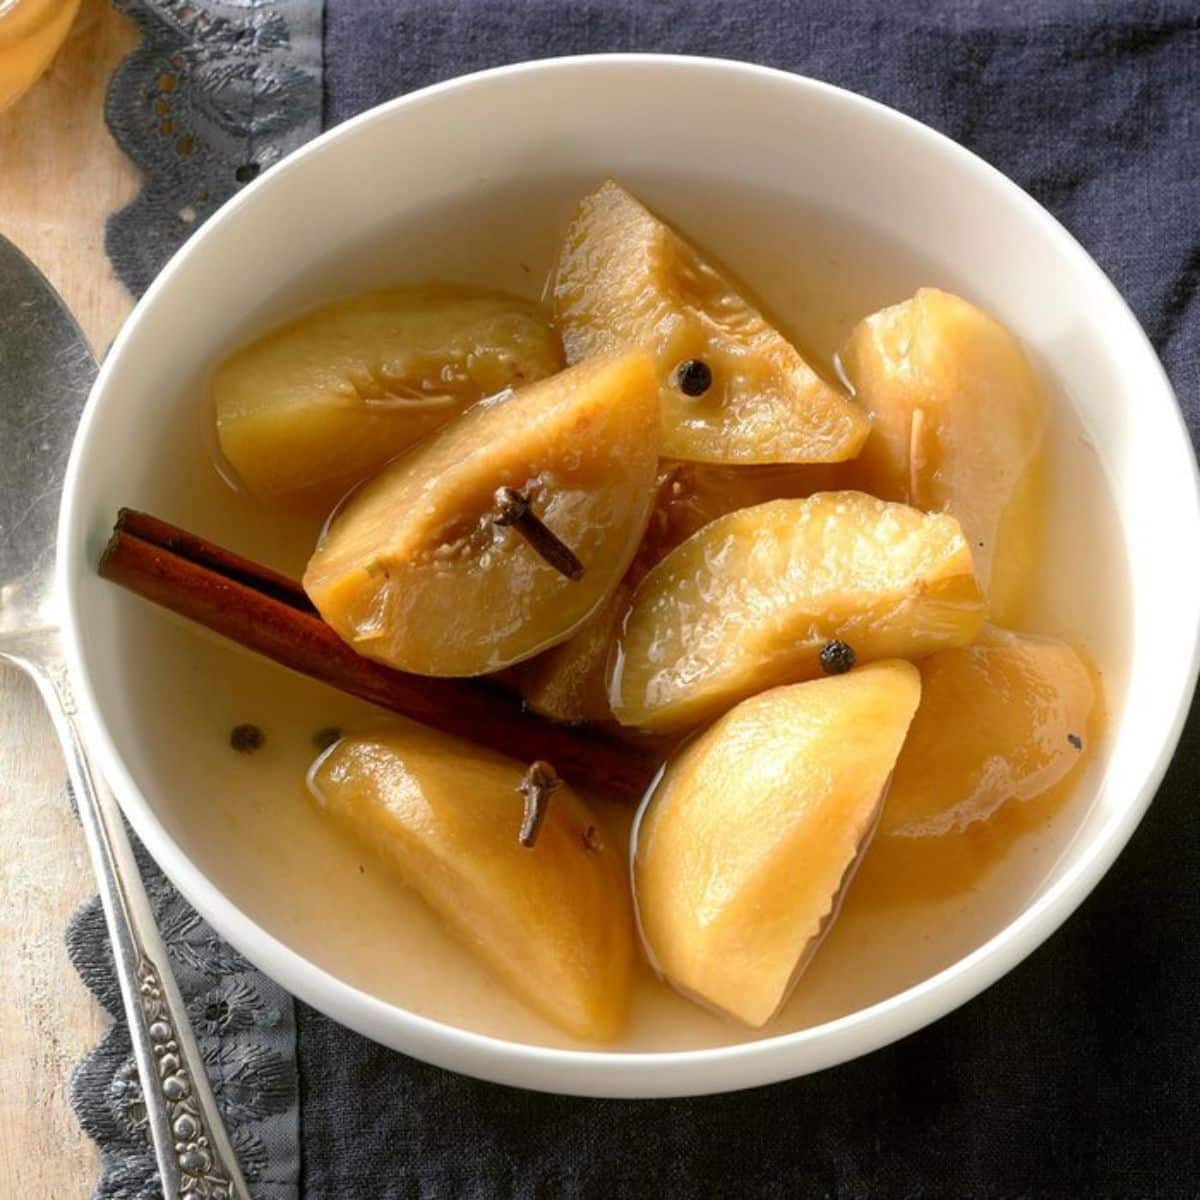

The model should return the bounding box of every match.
[214,286,563,507]
[304,349,660,676]
[611,492,983,732]
[634,662,922,1027]
[309,723,633,1042]
[840,288,1045,624]
[555,180,869,464]
[881,629,1097,838]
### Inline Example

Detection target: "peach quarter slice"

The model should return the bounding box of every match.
[840,287,1046,624]
[880,628,1097,838]
[214,286,563,507]
[554,180,869,465]
[634,662,922,1027]
[304,349,661,676]
[310,723,633,1042]
[610,491,983,733]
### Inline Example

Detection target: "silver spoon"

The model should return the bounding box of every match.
[0,236,249,1200]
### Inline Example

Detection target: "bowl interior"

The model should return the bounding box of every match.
[61,57,1199,1095]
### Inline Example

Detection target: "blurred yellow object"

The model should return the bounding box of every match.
[0,0,81,112]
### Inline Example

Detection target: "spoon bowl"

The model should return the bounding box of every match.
[0,236,93,638]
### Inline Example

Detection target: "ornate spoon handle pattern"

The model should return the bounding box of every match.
[22,644,250,1200]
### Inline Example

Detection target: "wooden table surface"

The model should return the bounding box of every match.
[0,2,141,1194]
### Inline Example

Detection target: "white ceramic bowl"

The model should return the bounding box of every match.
[60,55,1200,1097]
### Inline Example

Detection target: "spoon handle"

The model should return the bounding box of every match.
[27,656,251,1200]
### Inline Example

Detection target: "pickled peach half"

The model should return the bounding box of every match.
[214,286,563,507]
[554,180,869,464]
[304,349,660,676]
[634,662,922,1027]
[840,288,1045,624]
[310,724,633,1041]
[881,629,1097,838]
[517,461,838,724]
[611,492,983,732]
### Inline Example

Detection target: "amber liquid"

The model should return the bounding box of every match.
[119,175,1130,1050]
[0,0,80,111]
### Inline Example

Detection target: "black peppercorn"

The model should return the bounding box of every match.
[819,640,857,675]
[230,723,265,753]
[673,358,713,397]
[312,726,343,752]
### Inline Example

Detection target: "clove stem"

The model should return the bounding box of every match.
[517,760,561,848]
[493,487,584,581]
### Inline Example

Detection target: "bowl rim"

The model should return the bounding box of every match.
[58,52,1200,1098]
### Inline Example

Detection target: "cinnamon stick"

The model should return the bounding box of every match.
[114,507,315,611]
[98,510,658,804]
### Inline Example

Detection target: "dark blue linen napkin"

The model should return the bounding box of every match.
[316,4,1200,1196]
[79,2,1199,1196]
